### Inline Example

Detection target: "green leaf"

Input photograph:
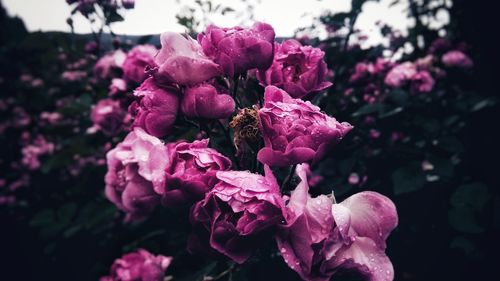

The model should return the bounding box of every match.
[450,183,489,210]
[352,103,383,117]
[392,162,426,195]
[448,206,484,233]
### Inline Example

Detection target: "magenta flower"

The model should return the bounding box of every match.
[160,139,232,205]
[100,249,172,281]
[257,39,331,98]
[123,45,158,83]
[198,22,275,77]
[129,78,179,138]
[257,86,352,167]
[90,99,127,136]
[276,165,398,281]
[188,167,285,264]
[384,62,417,88]
[154,32,222,85]
[94,50,126,80]
[181,83,235,119]
[105,128,168,221]
[410,70,435,93]
[442,50,473,69]
[109,78,128,97]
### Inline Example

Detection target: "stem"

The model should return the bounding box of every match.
[216,120,240,170]
[281,164,297,191]
[232,76,242,108]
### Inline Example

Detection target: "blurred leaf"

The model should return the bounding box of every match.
[448,183,489,233]
[392,161,426,195]
[450,236,476,254]
[450,183,489,209]
[448,207,484,233]
[352,103,383,117]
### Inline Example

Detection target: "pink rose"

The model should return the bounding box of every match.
[198,22,275,77]
[154,32,222,85]
[100,249,172,281]
[94,50,126,80]
[160,139,232,205]
[123,45,158,83]
[442,50,473,69]
[257,86,352,167]
[276,165,398,281]
[129,78,179,138]
[90,99,127,136]
[410,70,435,93]
[384,62,417,88]
[188,166,285,263]
[257,39,331,98]
[181,83,235,119]
[105,128,168,221]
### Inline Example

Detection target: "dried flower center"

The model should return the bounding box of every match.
[229,107,261,151]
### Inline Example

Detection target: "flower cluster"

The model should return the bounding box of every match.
[99,22,398,281]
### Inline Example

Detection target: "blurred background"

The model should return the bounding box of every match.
[1,0,498,280]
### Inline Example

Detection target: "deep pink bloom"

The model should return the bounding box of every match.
[159,139,232,205]
[384,62,417,88]
[21,135,55,170]
[181,83,235,119]
[410,70,435,93]
[123,45,158,83]
[100,249,172,281]
[91,99,127,136]
[129,78,179,138]
[155,32,222,85]
[188,167,285,264]
[442,50,473,69]
[94,50,126,80]
[257,86,352,167]
[256,39,331,98]
[105,128,168,221]
[109,78,128,97]
[198,22,275,77]
[61,70,87,82]
[276,165,398,281]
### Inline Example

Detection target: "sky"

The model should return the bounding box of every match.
[2,0,415,44]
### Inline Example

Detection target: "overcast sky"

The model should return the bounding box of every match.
[3,0,414,44]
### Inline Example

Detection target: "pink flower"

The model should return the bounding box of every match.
[442,50,473,69]
[61,70,87,82]
[100,249,172,281]
[123,45,158,83]
[105,128,168,221]
[129,78,179,138]
[21,135,55,170]
[91,99,127,136]
[384,62,417,88]
[257,39,331,98]
[154,32,222,85]
[198,22,275,77]
[276,165,398,281]
[181,83,235,119]
[109,78,128,97]
[257,86,352,167]
[410,70,435,93]
[188,166,285,263]
[94,50,126,80]
[160,139,232,205]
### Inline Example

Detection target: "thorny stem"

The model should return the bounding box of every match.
[281,164,297,191]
